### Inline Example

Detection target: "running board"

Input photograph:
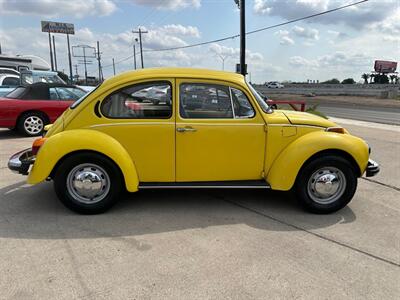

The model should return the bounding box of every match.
[138,180,271,189]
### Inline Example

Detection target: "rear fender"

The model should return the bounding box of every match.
[27,129,139,192]
[267,131,369,191]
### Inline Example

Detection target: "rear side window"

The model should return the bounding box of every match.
[5,87,26,99]
[101,81,172,119]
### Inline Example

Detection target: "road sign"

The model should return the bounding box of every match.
[41,21,75,35]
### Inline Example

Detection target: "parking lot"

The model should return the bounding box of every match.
[0,121,399,299]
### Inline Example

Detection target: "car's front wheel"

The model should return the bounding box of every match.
[295,155,358,214]
[54,153,123,214]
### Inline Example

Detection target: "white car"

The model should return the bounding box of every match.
[0,74,20,86]
[266,82,284,88]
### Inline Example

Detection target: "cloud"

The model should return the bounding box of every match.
[289,56,319,68]
[160,24,200,38]
[292,26,319,40]
[274,30,294,45]
[0,0,117,18]
[208,43,264,61]
[253,0,397,29]
[131,0,201,10]
[289,51,371,70]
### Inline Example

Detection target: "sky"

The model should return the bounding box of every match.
[0,0,399,83]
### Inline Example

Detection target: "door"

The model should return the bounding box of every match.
[176,79,266,182]
[94,79,175,182]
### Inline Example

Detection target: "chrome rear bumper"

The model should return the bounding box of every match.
[8,149,35,175]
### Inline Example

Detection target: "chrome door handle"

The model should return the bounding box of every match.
[177,126,197,133]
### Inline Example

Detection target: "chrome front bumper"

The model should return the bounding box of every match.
[366,159,380,177]
[8,149,35,175]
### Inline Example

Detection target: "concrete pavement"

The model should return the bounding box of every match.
[0,123,399,299]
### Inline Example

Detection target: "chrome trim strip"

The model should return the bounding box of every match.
[90,122,174,128]
[268,124,325,129]
[138,185,271,189]
[178,123,264,126]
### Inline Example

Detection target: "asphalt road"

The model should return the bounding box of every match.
[319,105,400,126]
[0,123,399,299]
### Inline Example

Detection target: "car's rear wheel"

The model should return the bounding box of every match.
[295,155,358,214]
[54,153,123,214]
[18,112,47,136]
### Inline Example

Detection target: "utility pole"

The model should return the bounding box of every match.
[133,44,137,70]
[72,44,96,85]
[96,41,103,82]
[112,58,116,75]
[67,34,73,84]
[52,35,58,71]
[74,64,79,80]
[132,28,148,68]
[235,0,246,76]
[48,31,54,71]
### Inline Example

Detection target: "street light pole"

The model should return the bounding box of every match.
[132,28,148,69]
[239,0,246,76]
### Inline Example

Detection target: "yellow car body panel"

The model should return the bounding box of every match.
[175,78,266,181]
[28,129,139,192]
[266,130,369,190]
[24,68,370,192]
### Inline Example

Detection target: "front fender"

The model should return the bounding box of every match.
[267,131,369,191]
[27,129,139,192]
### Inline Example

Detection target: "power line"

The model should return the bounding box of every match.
[102,0,368,69]
[145,0,368,53]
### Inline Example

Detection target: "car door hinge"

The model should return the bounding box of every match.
[264,125,268,132]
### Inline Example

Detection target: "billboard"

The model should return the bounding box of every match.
[374,60,397,73]
[41,21,75,35]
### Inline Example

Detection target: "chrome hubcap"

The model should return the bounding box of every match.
[67,163,110,204]
[24,116,43,135]
[307,167,346,204]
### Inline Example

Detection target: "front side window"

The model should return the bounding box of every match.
[101,81,172,119]
[55,87,82,101]
[180,83,233,119]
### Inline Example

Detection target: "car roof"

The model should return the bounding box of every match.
[0,74,19,79]
[101,68,245,89]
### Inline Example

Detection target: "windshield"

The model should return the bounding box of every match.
[246,80,272,113]
[70,84,100,109]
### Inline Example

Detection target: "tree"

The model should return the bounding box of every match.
[322,78,340,84]
[373,74,389,84]
[389,74,398,84]
[341,78,355,84]
[361,73,369,84]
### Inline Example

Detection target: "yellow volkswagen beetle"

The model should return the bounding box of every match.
[8,68,379,214]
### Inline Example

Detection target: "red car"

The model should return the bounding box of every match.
[0,83,86,136]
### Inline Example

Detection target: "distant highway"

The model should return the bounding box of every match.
[318,104,400,126]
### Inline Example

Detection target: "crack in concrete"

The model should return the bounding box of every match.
[361,177,400,192]
[221,198,400,268]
